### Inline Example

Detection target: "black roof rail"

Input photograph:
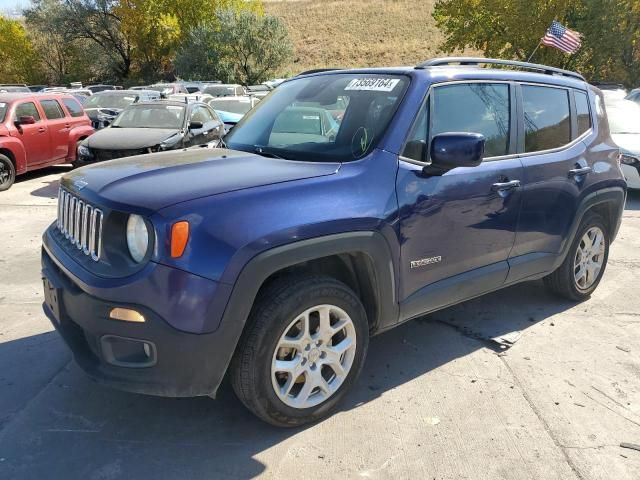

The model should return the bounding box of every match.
[296,68,343,76]
[416,57,585,82]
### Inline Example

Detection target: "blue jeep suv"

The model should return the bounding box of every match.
[42,58,626,426]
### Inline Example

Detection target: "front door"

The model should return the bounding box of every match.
[10,101,50,166]
[397,81,524,321]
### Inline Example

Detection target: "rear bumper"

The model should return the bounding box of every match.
[42,242,237,398]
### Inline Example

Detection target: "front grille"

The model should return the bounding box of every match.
[92,149,146,162]
[57,188,103,261]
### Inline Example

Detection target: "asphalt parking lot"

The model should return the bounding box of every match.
[1,166,639,480]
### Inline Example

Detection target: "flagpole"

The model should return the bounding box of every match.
[527,40,543,62]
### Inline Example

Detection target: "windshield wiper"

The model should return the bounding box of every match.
[254,146,287,160]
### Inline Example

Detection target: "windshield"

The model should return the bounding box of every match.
[204,85,238,97]
[0,102,6,121]
[84,94,137,110]
[607,101,640,134]
[112,104,185,129]
[209,98,252,115]
[225,74,409,162]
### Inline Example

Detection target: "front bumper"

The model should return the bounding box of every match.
[622,163,640,189]
[42,239,237,398]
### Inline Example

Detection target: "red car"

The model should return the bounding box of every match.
[0,93,94,191]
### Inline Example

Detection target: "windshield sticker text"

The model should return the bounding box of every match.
[345,78,400,92]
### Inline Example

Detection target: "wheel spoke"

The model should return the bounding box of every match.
[271,303,357,409]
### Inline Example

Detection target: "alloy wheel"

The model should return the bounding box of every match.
[574,226,606,290]
[271,304,357,409]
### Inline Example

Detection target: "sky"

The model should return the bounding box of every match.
[0,0,29,15]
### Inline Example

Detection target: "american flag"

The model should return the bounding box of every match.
[541,21,582,54]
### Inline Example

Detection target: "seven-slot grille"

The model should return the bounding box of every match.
[57,188,103,261]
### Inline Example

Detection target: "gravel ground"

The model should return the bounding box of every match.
[0,166,639,479]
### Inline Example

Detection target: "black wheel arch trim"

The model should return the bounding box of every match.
[209,231,398,395]
[555,186,625,269]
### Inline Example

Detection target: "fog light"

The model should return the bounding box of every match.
[143,343,151,357]
[109,307,145,323]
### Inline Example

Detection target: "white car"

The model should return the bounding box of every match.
[606,98,640,189]
[167,93,215,104]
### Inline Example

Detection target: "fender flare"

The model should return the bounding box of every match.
[207,231,398,395]
[0,137,27,174]
[66,126,94,161]
[554,186,626,269]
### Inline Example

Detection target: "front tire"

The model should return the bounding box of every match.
[544,212,609,301]
[0,154,16,191]
[230,275,369,427]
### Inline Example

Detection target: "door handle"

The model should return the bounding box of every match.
[491,179,521,192]
[38,127,46,133]
[568,166,592,177]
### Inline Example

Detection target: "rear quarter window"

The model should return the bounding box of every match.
[522,85,571,152]
[62,98,84,118]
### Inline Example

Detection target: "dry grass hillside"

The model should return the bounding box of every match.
[264,0,475,75]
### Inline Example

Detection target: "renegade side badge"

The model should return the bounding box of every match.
[410,256,442,269]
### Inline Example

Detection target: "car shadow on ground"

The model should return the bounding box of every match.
[0,280,578,479]
[626,189,640,211]
[23,166,71,199]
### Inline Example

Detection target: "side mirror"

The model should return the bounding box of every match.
[189,120,204,130]
[16,115,36,126]
[425,132,485,175]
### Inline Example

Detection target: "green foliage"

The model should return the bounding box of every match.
[433,0,640,86]
[175,10,293,84]
[0,16,45,83]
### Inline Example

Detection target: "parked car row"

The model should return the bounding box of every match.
[0,93,93,191]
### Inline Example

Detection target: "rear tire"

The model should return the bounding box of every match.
[230,274,369,427]
[0,154,16,191]
[543,212,609,301]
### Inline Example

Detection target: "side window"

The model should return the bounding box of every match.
[15,102,41,121]
[190,106,212,124]
[401,102,429,162]
[522,85,570,152]
[62,98,84,118]
[40,100,65,120]
[432,83,510,157]
[574,90,591,136]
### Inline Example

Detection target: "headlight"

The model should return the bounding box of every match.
[620,154,639,166]
[78,144,92,157]
[126,214,150,263]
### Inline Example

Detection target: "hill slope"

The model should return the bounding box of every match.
[265,0,473,75]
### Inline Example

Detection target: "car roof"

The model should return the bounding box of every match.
[0,92,78,102]
[93,89,156,96]
[292,63,589,90]
[209,96,252,102]
[131,100,196,108]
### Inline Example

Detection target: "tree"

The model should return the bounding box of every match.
[432,0,640,86]
[0,16,44,83]
[175,10,293,84]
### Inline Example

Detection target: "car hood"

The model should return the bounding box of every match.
[612,133,640,155]
[61,148,340,213]
[85,127,181,150]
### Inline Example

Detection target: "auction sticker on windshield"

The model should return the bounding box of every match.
[345,78,400,92]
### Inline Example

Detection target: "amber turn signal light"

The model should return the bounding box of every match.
[109,308,145,323]
[170,221,190,258]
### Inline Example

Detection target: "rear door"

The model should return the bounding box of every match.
[39,99,70,161]
[397,81,524,320]
[11,101,50,166]
[507,83,591,282]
